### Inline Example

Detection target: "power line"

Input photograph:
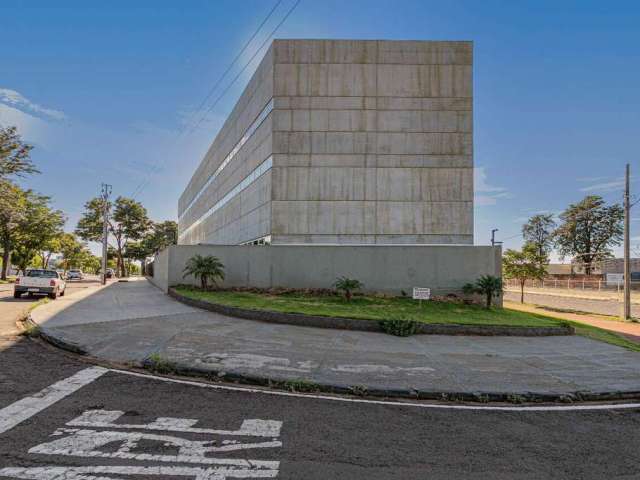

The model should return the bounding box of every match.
[177,0,283,137]
[185,0,301,137]
[130,0,298,200]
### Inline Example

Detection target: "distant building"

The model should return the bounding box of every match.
[601,258,640,276]
[178,39,473,246]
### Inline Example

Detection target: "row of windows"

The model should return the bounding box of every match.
[240,235,272,246]
[178,156,273,241]
[179,99,274,221]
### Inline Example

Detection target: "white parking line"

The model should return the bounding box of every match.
[111,368,640,412]
[0,367,107,434]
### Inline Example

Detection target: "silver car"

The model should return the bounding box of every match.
[66,269,84,280]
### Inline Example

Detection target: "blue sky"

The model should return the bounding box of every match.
[1,0,638,257]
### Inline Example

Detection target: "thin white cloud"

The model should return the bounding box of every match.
[0,88,66,121]
[0,103,51,146]
[579,175,639,193]
[474,167,511,206]
[579,178,625,192]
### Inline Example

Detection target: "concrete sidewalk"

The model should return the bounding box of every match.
[31,278,640,401]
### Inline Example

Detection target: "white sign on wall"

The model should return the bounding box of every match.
[606,273,624,285]
[412,287,431,300]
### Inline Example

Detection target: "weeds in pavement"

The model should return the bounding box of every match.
[146,353,177,374]
[283,379,320,393]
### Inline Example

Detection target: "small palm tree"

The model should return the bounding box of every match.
[333,276,363,301]
[182,254,225,290]
[465,275,502,308]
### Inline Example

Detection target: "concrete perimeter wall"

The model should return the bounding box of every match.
[148,247,170,292]
[151,245,501,302]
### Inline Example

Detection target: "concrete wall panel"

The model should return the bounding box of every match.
[160,244,499,297]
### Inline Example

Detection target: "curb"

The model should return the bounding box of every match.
[24,313,640,404]
[168,288,575,337]
[25,315,88,355]
[141,356,640,404]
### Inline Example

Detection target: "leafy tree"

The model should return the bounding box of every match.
[182,254,225,290]
[144,220,178,254]
[554,195,623,275]
[81,255,102,274]
[0,126,37,178]
[76,196,151,277]
[10,244,38,274]
[522,213,556,261]
[463,275,503,308]
[503,245,548,303]
[0,180,27,279]
[56,233,92,270]
[333,276,363,301]
[10,191,65,274]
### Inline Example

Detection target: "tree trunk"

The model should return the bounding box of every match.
[115,240,126,278]
[486,293,492,308]
[1,238,10,280]
[520,280,525,304]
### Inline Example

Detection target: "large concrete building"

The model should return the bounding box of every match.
[178,39,473,246]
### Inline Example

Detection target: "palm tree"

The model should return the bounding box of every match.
[463,275,502,308]
[182,254,225,290]
[333,276,363,301]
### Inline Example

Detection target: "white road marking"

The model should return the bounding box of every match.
[0,367,107,434]
[30,428,281,466]
[0,466,279,480]
[67,409,282,437]
[111,368,640,412]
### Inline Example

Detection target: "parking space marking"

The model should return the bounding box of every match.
[0,466,278,480]
[0,367,107,434]
[67,409,282,437]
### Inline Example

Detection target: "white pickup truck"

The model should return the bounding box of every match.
[14,269,66,299]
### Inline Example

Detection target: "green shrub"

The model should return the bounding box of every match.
[379,318,420,337]
[333,276,363,301]
[462,275,502,308]
[182,254,225,290]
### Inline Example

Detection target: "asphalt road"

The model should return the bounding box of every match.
[504,290,640,318]
[2,287,640,478]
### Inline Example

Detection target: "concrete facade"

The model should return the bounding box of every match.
[178,39,473,245]
[149,244,501,301]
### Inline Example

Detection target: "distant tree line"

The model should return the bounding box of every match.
[0,125,177,280]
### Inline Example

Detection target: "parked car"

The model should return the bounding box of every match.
[66,269,83,280]
[14,269,66,299]
[105,268,115,279]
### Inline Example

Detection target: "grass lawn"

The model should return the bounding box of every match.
[174,286,565,328]
[563,320,640,352]
[0,276,16,284]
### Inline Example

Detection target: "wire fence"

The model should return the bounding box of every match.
[504,278,640,292]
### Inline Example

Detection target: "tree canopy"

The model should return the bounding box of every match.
[503,244,548,303]
[554,195,623,274]
[76,196,150,277]
[522,213,556,260]
[0,126,38,178]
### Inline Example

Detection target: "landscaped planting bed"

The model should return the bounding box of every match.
[174,286,566,329]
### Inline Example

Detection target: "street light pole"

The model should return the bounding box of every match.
[491,229,498,247]
[100,183,112,286]
[623,164,631,321]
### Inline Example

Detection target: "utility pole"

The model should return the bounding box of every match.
[491,229,498,247]
[100,183,112,286]
[623,164,631,321]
